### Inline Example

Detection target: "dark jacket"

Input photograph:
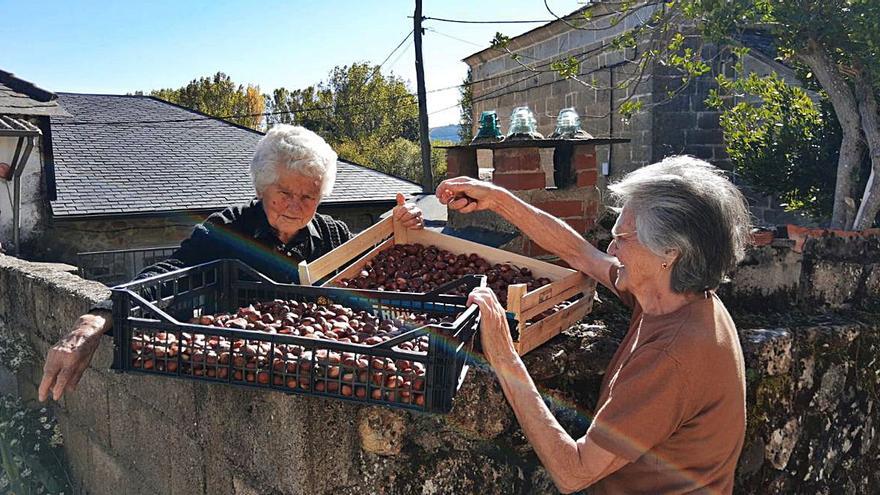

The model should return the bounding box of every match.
[136,199,352,283]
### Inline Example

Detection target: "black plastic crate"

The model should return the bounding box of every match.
[111,259,486,413]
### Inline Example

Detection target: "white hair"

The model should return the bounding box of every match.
[608,156,752,293]
[250,124,337,198]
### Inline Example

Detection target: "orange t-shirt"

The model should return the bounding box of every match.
[587,265,746,494]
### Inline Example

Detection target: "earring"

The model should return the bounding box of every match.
[661,262,668,269]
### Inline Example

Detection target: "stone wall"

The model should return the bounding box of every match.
[465,14,805,227]
[1,231,878,493]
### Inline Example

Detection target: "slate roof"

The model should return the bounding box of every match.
[50,93,422,218]
[0,70,70,117]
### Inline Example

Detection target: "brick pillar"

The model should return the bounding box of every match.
[491,148,545,190]
[445,148,478,178]
[573,144,598,187]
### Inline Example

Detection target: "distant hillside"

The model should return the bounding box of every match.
[429,124,460,143]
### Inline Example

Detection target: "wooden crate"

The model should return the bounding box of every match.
[298,216,594,355]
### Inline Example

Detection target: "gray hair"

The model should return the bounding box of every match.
[608,156,752,293]
[251,124,337,198]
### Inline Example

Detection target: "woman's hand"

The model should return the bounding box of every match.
[436,176,505,214]
[393,193,424,230]
[38,311,110,402]
[467,287,518,368]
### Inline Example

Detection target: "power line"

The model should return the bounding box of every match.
[375,30,415,73]
[422,16,554,24]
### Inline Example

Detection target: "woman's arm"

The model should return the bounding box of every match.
[437,177,618,292]
[468,288,629,492]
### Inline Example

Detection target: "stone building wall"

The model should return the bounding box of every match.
[1,230,878,493]
[32,204,395,268]
[465,12,811,227]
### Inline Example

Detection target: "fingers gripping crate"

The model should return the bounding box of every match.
[297,216,595,356]
[110,259,485,413]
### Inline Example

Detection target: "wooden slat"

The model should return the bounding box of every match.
[514,297,592,355]
[392,215,411,245]
[519,272,590,320]
[406,229,574,279]
[298,216,394,283]
[521,285,586,322]
[505,283,528,337]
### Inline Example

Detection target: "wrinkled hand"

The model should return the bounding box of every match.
[437,176,503,214]
[393,192,424,230]
[467,287,517,367]
[38,312,110,402]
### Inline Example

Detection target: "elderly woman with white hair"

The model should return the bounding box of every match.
[39,125,423,402]
[437,156,751,494]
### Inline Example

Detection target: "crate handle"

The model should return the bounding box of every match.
[424,274,487,297]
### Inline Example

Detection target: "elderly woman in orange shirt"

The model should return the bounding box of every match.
[438,156,751,494]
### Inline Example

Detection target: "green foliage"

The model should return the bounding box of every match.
[458,69,474,143]
[265,63,418,145]
[335,137,449,188]
[708,62,842,217]
[0,396,69,494]
[149,72,265,130]
[265,63,431,185]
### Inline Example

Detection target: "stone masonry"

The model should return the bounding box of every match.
[1,204,878,495]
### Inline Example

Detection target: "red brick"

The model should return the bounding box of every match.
[534,200,584,218]
[584,200,600,218]
[446,148,478,178]
[576,169,598,187]
[573,145,597,171]
[564,218,593,233]
[493,148,541,173]
[493,171,545,190]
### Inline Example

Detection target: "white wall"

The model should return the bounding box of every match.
[0,134,45,251]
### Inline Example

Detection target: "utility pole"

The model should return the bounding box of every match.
[413,0,433,193]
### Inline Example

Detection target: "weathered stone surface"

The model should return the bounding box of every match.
[358,406,407,456]
[3,247,880,494]
[446,366,511,440]
[740,328,792,376]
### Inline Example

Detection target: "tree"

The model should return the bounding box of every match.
[265,63,419,145]
[334,136,449,188]
[150,72,265,130]
[496,1,880,229]
[458,68,474,143]
[265,63,425,184]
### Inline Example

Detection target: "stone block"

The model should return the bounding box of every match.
[687,128,724,145]
[446,366,511,440]
[358,406,407,456]
[698,111,720,129]
[493,148,541,173]
[196,383,310,493]
[806,261,863,307]
[493,171,546,190]
[56,368,112,447]
[740,328,793,376]
[106,387,200,493]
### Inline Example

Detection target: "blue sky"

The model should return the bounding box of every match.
[0,0,574,126]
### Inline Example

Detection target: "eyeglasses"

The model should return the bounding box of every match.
[610,230,638,242]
